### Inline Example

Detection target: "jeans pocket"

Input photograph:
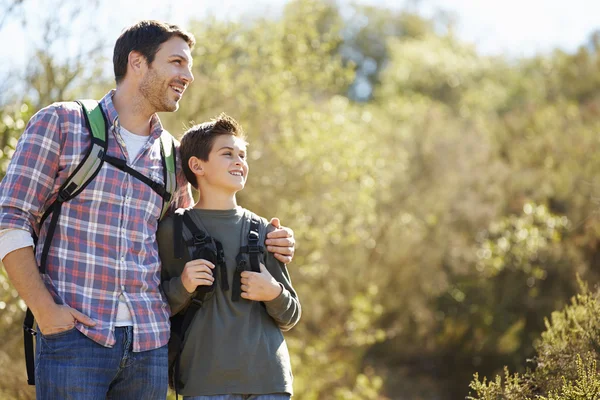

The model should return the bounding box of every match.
[38,326,80,356]
[40,326,77,340]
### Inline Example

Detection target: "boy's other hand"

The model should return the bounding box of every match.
[181,259,215,293]
[266,217,295,264]
[240,263,283,302]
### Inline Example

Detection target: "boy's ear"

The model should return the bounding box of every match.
[188,156,204,175]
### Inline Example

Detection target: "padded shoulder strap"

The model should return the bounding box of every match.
[54,100,108,205]
[173,209,185,259]
[38,100,109,272]
[159,133,177,220]
[79,99,106,141]
[240,210,267,263]
[232,210,267,301]
[247,213,263,273]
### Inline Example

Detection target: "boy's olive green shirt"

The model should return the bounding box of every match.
[158,207,301,396]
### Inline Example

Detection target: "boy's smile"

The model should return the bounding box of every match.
[200,135,249,193]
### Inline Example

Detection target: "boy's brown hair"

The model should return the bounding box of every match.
[180,113,247,189]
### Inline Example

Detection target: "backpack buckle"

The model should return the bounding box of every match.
[247,231,260,253]
[193,232,208,246]
[190,298,203,308]
[248,230,259,242]
[150,181,170,201]
[23,326,37,336]
[58,182,77,202]
[248,245,261,254]
[236,258,247,272]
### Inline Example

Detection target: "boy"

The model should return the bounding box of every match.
[158,113,301,399]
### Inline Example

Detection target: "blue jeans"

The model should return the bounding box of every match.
[35,326,168,400]
[184,395,290,400]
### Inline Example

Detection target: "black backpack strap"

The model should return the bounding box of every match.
[39,202,63,276]
[173,209,184,259]
[232,211,266,302]
[104,132,176,217]
[103,155,172,203]
[182,211,217,298]
[216,241,228,291]
[232,213,251,302]
[247,216,262,273]
[23,308,36,385]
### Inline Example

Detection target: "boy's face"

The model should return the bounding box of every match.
[138,36,194,113]
[198,134,248,193]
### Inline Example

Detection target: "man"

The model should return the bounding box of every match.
[0,20,294,399]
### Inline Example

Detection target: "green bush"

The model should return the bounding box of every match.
[468,281,600,399]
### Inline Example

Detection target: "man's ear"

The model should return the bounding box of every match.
[128,51,147,76]
[189,156,204,175]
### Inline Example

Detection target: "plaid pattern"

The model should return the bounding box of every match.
[0,91,192,351]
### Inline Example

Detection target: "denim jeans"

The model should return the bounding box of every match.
[184,395,290,400]
[35,326,168,400]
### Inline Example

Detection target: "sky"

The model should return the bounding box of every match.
[416,0,600,56]
[0,0,599,84]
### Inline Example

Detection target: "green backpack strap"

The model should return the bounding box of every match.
[159,133,177,219]
[56,100,108,202]
[38,99,108,270]
[80,99,106,141]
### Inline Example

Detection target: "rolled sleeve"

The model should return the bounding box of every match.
[0,106,62,235]
[0,228,34,261]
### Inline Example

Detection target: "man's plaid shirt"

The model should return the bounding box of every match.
[0,91,192,351]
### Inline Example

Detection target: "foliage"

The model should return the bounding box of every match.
[468,283,600,400]
[0,102,35,399]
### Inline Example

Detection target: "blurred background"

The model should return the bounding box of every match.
[2,0,600,399]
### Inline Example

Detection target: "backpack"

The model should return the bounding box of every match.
[167,208,267,397]
[23,99,178,385]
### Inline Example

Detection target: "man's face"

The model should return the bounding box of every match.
[139,36,194,113]
[200,135,249,193]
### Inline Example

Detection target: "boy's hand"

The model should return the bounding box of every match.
[181,259,215,293]
[240,263,282,302]
[266,217,295,264]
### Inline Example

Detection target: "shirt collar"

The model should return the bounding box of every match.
[99,89,165,140]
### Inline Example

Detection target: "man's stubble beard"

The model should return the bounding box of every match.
[139,67,178,113]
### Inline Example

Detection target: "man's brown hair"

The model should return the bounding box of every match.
[113,20,195,84]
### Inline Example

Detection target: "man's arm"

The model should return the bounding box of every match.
[3,247,95,335]
[0,105,96,334]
